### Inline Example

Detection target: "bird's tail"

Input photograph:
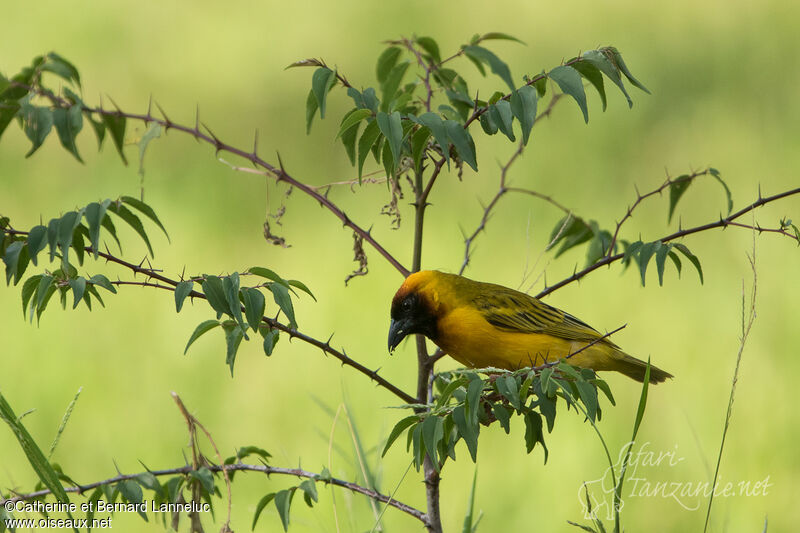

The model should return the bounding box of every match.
[615,352,673,384]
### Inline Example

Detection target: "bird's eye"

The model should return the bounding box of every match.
[402,298,413,311]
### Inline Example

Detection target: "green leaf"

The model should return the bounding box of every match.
[492,403,512,434]
[709,167,733,214]
[44,52,81,87]
[478,32,525,44]
[523,411,547,461]
[422,415,445,469]
[21,275,41,318]
[609,47,650,94]
[222,321,245,375]
[175,280,194,312]
[269,282,297,328]
[637,241,662,286]
[57,210,82,267]
[581,50,632,108]
[242,287,266,331]
[382,415,420,457]
[376,47,402,84]
[380,61,410,111]
[299,479,318,507]
[357,119,382,178]
[137,122,162,177]
[452,405,478,461]
[509,85,537,145]
[89,274,116,294]
[260,326,279,356]
[444,120,477,171]
[0,391,69,503]
[466,378,483,424]
[288,279,315,301]
[68,277,86,309]
[479,113,498,135]
[668,175,693,223]
[0,103,20,142]
[223,273,248,334]
[3,241,24,285]
[202,275,229,318]
[416,112,450,166]
[252,493,276,530]
[120,196,169,240]
[336,108,372,140]
[248,266,290,287]
[26,225,47,266]
[463,45,515,92]
[108,202,153,256]
[550,216,593,257]
[576,380,598,421]
[274,488,294,532]
[100,211,121,253]
[305,89,318,133]
[673,243,703,284]
[496,375,521,410]
[184,320,220,354]
[489,100,515,141]
[376,111,404,174]
[655,242,672,286]
[416,36,441,64]
[101,113,128,165]
[52,105,84,162]
[190,467,215,494]
[549,66,588,123]
[118,479,143,504]
[311,67,336,119]
[340,117,358,166]
[571,61,606,111]
[22,105,54,157]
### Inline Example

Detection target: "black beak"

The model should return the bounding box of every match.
[388,318,409,353]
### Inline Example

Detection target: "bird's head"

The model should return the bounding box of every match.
[388,271,440,352]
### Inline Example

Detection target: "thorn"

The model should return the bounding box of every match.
[146,95,153,123]
[107,95,123,115]
[154,101,173,129]
[201,121,223,153]
[276,151,286,175]
[252,129,259,166]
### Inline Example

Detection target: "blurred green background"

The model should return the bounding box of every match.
[2,1,799,531]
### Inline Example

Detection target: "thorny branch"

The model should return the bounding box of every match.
[1,226,416,405]
[605,168,713,258]
[459,94,567,275]
[536,186,800,298]
[1,463,427,525]
[14,82,410,277]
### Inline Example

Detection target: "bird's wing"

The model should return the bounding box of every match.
[473,287,610,344]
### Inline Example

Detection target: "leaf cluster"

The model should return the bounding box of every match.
[382,363,614,471]
[292,35,649,183]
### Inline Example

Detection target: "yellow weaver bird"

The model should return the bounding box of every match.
[388,270,672,384]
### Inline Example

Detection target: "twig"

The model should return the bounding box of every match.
[529,324,626,372]
[536,187,800,298]
[13,82,410,276]
[459,140,526,275]
[1,463,427,525]
[1,228,416,404]
[605,168,712,259]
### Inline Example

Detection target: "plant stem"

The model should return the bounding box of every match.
[411,164,444,533]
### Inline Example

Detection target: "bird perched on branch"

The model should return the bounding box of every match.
[388,270,672,384]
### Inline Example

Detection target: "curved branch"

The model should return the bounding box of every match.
[1,228,416,404]
[14,82,410,277]
[536,187,800,298]
[0,463,428,526]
